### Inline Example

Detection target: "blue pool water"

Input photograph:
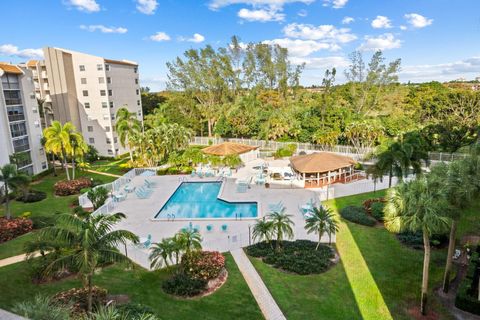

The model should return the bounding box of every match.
[155,182,258,219]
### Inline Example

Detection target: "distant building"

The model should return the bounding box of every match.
[0,63,48,175]
[27,47,143,157]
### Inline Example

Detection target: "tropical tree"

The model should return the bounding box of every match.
[115,107,142,162]
[39,212,139,313]
[304,206,339,248]
[384,178,450,315]
[150,238,175,269]
[252,218,274,244]
[68,129,88,180]
[44,121,77,180]
[87,186,109,210]
[267,209,295,251]
[175,229,202,254]
[0,164,30,219]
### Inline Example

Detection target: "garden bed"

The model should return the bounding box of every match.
[246,240,336,275]
[0,217,33,243]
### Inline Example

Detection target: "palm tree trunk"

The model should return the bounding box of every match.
[442,220,457,293]
[87,273,93,313]
[61,148,70,180]
[129,149,133,162]
[71,151,76,180]
[51,153,57,176]
[4,183,10,219]
[316,232,321,250]
[388,168,393,188]
[421,230,431,315]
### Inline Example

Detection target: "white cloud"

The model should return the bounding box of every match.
[208,0,314,10]
[136,0,158,15]
[291,56,349,68]
[283,23,357,43]
[80,25,128,34]
[323,0,348,9]
[298,9,308,17]
[180,33,206,43]
[400,25,407,31]
[359,33,401,51]
[238,8,285,22]
[371,15,392,29]
[400,57,480,82]
[342,16,354,24]
[404,13,433,28]
[149,32,171,42]
[263,38,335,57]
[65,0,100,12]
[0,44,44,59]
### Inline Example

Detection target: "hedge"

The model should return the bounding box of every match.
[54,178,92,196]
[182,251,225,281]
[162,273,208,297]
[16,190,47,203]
[0,217,33,243]
[454,247,479,315]
[339,206,377,227]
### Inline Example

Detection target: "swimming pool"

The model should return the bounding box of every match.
[155,182,258,219]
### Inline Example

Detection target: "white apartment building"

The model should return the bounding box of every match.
[28,47,143,157]
[0,63,48,175]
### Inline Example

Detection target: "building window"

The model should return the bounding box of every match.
[111,114,115,120]
[41,162,47,170]
[87,126,93,132]
[102,102,108,108]
[85,102,90,109]
[82,90,88,97]
[114,137,118,143]
[97,64,103,71]
[136,89,139,95]
[100,90,106,96]
[134,67,138,73]
[105,126,111,132]
[79,65,85,71]
[89,138,95,144]
[103,114,109,120]
[98,77,105,84]
[137,100,140,106]
[109,101,114,108]
[135,79,139,84]
[81,78,87,84]
[107,149,113,155]
[108,90,112,96]
[34,120,40,128]
[39,148,45,155]
[105,64,110,71]
[107,77,111,84]
[137,111,142,117]
[106,138,111,144]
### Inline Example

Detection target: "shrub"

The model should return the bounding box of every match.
[16,190,47,203]
[30,215,57,229]
[13,295,72,320]
[455,249,480,315]
[117,302,156,318]
[91,178,104,188]
[70,197,80,207]
[182,251,225,281]
[397,231,449,249]
[87,186,109,210]
[162,273,207,297]
[0,217,33,243]
[54,178,92,196]
[370,202,385,221]
[340,206,377,227]
[246,240,334,275]
[274,144,297,158]
[53,286,107,314]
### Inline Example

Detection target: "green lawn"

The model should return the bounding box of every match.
[0,170,116,259]
[0,254,263,320]
[89,158,130,176]
[249,190,478,320]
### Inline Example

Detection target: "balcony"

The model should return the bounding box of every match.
[13,137,30,153]
[5,98,22,105]
[8,114,25,122]
[2,82,20,90]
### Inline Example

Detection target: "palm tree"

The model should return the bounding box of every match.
[384,178,450,315]
[252,218,274,244]
[175,229,202,254]
[87,186,109,210]
[40,212,139,313]
[150,238,175,269]
[267,209,295,251]
[43,121,75,180]
[0,164,30,219]
[68,130,88,180]
[115,107,142,162]
[305,206,339,249]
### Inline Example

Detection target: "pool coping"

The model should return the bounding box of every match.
[150,180,261,221]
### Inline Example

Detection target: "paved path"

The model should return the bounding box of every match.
[0,252,41,268]
[0,309,27,320]
[231,249,286,320]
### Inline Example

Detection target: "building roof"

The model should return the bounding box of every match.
[26,60,38,68]
[290,152,356,174]
[201,142,258,156]
[104,58,138,66]
[0,63,23,75]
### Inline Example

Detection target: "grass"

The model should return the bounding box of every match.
[249,190,479,320]
[0,170,116,259]
[0,254,263,319]
[89,158,130,176]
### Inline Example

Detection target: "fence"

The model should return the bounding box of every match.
[191,136,468,163]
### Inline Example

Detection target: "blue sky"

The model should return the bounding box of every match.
[1,0,479,90]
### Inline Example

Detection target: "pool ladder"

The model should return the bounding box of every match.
[235,213,242,221]
[167,214,176,221]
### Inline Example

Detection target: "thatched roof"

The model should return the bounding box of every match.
[290,152,356,174]
[201,142,258,156]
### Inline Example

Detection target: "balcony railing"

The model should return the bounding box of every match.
[5,98,22,105]
[8,114,25,122]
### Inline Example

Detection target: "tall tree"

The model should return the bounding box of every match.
[150,238,175,269]
[304,206,339,248]
[175,229,202,254]
[252,218,274,245]
[68,130,88,180]
[115,107,142,162]
[43,121,76,180]
[267,209,295,251]
[0,164,30,219]
[384,179,450,315]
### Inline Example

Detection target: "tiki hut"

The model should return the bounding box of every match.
[202,142,259,162]
[290,152,357,187]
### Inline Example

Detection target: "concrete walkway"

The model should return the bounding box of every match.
[0,252,40,268]
[0,309,27,320]
[231,249,286,320]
